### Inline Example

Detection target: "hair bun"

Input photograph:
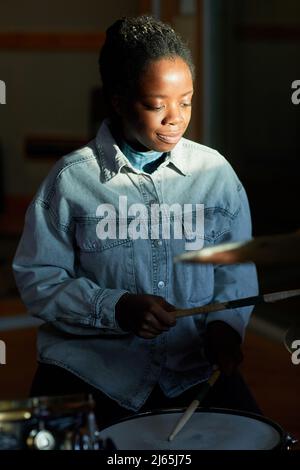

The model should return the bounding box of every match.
[105,18,125,41]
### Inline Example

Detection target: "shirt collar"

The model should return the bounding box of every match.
[95,119,189,182]
[161,140,190,176]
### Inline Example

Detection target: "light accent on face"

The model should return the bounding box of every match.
[118,57,194,151]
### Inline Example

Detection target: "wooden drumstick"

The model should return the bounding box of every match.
[168,369,221,442]
[174,289,300,319]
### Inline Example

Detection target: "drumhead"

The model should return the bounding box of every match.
[99,408,284,450]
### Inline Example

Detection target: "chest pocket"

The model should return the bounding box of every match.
[169,209,214,306]
[75,217,136,292]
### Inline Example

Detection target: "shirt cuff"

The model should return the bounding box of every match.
[205,306,253,341]
[92,288,130,333]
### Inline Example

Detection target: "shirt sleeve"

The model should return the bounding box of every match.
[205,184,259,340]
[12,199,129,336]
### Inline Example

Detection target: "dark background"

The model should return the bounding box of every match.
[0,0,300,450]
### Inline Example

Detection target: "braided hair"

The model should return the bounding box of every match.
[99,15,194,109]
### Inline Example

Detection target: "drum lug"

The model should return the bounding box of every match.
[72,431,83,450]
[61,430,74,450]
[285,433,298,450]
[86,410,101,449]
[26,428,56,450]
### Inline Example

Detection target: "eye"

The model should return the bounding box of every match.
[180,102,192,107]
[143,104,165,111]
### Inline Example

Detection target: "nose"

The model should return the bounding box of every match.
[161,105,184,126]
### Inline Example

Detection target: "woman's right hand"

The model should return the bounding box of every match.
[115,293,177,339]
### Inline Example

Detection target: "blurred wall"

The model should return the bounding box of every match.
[0,0,203,202]
[0,0,139,197]
[1,0,299,236]
[203,0,300,235]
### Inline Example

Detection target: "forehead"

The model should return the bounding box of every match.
[137,57,193,97]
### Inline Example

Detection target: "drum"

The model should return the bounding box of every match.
[99,408,291,450]
[0,394,108,450]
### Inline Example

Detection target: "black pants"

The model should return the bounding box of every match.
[30,363,262,429]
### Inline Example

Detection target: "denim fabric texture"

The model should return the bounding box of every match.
[13,119,258,411]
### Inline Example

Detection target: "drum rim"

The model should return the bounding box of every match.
[99,406,287,448]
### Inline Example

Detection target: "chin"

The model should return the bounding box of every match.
[150,138,179,152]
[155,141,179,152]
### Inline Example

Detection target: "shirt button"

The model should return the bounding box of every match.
[154,240,163,247]
[158,281,165,289]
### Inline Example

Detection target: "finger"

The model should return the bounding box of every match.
[216,355,236,376]
[163,301,177,312]
[155,297,177,323]
[152,304,177,327]
[137,329,158,340]
[235,351,244,366]
[142,313,170,332]
[228,347,244,365]
[219,361,234,376]
[141,322,162,335]
[223,358,241,375]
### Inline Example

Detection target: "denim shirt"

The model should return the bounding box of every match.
[13,119,258,412]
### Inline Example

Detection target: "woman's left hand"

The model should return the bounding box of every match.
[204,321,243,375]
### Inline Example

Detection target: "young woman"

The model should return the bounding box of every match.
[13,16,260,428]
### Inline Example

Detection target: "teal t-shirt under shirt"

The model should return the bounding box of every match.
[120,140,166,174]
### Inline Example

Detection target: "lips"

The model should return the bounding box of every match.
[156,132,182,144]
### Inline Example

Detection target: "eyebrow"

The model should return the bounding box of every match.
[142,90,194,98]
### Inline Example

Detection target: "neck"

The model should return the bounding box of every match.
[110,120,152,152]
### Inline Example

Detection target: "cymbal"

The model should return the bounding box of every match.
[175,231,300,266]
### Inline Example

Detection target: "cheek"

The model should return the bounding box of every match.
[183,108,192,125]
[136,113,161,134]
